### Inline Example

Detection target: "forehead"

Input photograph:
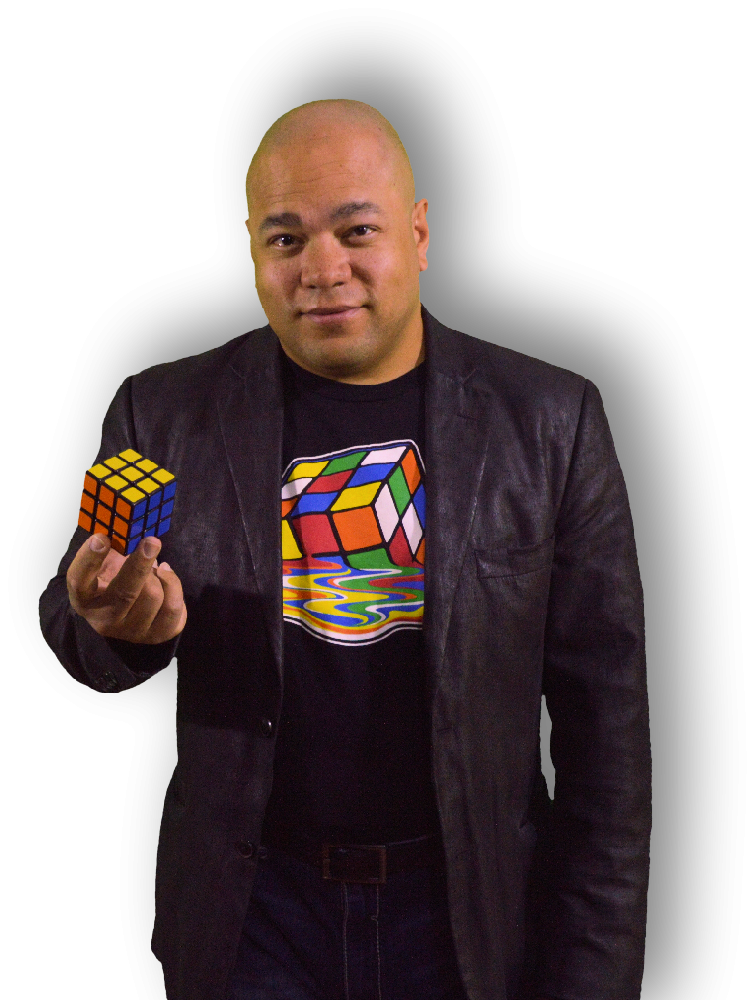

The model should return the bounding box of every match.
[249,131,402,221]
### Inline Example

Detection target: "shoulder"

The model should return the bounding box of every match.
[125,326,277,408]
[424,308,589,419]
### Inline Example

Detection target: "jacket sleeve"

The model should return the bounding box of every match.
[38,377,180,693]
[536,380,651,1000]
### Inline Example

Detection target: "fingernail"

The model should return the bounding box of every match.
[143,538,159,558]
[160,562,171,572]
[90,535,107,552]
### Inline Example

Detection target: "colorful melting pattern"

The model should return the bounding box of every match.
[282,440,426,645]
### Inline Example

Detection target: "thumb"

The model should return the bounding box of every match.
[89,534,109,555]
[67,533,112,607]
[79,534,112,597]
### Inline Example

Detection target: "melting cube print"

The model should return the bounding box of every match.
[77,449,177,555]
[282,440,426,645]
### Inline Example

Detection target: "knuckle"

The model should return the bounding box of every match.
[108,586,142,609]
[111,571,155,607]
[161,596,184,618]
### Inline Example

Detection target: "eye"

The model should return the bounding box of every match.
[271,233,294,249]
[270,225,375,250]
[348,225,376,238]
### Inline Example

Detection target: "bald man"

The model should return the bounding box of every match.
[40,100,651,1000]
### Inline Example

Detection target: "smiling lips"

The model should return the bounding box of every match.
[303,306,363,323]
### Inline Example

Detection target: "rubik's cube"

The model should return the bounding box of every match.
[77,448,177,555]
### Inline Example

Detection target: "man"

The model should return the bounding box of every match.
[40,100,651,1000]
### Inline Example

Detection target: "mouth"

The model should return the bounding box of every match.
[302,306,363,323]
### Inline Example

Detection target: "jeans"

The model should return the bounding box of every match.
[227,842,467,1000]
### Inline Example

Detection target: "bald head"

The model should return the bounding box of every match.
[246,100,415,213]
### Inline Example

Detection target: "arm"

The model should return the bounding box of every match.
[535,380,651,999]
[39,378,184,693]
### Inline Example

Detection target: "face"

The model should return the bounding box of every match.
[246,126,429,383]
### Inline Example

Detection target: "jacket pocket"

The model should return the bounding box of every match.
[475,535,555,579]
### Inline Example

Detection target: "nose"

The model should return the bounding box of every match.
[300,235,351,290]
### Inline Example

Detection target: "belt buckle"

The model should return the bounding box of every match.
[321,843,387,884]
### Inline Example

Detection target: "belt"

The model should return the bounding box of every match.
[264,829,445,884]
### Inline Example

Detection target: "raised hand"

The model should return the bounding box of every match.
[66,534,187,644]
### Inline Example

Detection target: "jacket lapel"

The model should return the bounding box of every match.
[214,312,489,690]
[422,310,490,684]
[217,327,285,680]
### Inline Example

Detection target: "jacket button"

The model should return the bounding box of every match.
[236,841,256,859]
[259,717,274,737]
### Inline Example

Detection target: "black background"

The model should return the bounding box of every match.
[28,69,672,1000]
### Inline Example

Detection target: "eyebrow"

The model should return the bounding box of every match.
[258,201,382,233]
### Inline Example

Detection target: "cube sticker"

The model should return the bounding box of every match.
[77,448,176,555]
[282,439,425,645]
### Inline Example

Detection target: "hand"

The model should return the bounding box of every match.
[66,534,187,644]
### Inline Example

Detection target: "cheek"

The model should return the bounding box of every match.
[354,247,406,290]
[255,261,294,303]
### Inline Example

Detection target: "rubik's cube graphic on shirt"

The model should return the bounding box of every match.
[77,449,177,555]
[281,439,425,645]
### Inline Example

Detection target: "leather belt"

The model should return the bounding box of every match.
[265,829,444,884]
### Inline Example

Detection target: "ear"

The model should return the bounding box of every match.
[412,199,429,272]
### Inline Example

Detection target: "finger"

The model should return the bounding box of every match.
[150,560,164,578]
[147,562,188,642]
[104,535,163,622]
[67,534,112,609]
[116,561,185,643]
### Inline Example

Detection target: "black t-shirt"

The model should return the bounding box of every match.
[261,350,441,844]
